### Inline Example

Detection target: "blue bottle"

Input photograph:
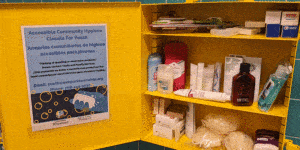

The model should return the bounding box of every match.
[148,53,162,91]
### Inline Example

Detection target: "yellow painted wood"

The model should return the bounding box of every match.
[141,3,300,150]
[145,91,288,117]
[143,32,299,41]
[0,2,142,150]
[142,132,226,150]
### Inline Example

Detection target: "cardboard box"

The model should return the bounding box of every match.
[153,98,160,115]
[265,11,282,37]
[153,123,174,140]
[158,98,171,114]
[156,114,179,128]
[281,11,299,38]
[166,104,188,119]
[224,56,243,95]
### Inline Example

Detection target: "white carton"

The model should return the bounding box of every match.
[156,114,179,128]
[174,120,185,142]
[224,57,243,96]
[153,98,160,115]
[185,103,195,139]
[281,11,299,26]
[265,11,282,24]
[158,98,171,114]
[153,123,174,140]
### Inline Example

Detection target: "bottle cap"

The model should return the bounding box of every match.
[240,63,251,73]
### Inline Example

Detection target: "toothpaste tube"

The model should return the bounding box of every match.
[174,89,230,102]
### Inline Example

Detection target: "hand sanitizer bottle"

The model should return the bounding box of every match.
[157,64,174,94]
[231,63,256,106]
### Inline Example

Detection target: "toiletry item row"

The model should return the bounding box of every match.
[152,98,280,150]
[147,42,293,112]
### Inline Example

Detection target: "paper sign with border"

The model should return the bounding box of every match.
[21,24,109,131]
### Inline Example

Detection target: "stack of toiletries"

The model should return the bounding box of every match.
[210,20,265,37]
[147,42,188,94]
[152,98,188,141]
[147,44,292,112]
[265,11,299,38]
[174,62,230,102]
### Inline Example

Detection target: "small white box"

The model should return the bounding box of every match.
[153,123,174,140]
[245,21,265,28]
[185,103,195,139]
[153,98,160,115]
[156,114,179,128]
[244,57,262,102]
[174,120,185,142]
[159,98,171,114]
[281,11,299,26]
[224,56,243,95]
[265,11,282,24]
[236,27,261,35]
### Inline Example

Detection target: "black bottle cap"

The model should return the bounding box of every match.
[240,63,251,73]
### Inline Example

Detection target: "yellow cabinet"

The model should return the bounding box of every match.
[0,1,298,150]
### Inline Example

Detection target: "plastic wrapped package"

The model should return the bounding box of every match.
[223,131,254,150]
[191,127,223,149]
[201,113,239,135]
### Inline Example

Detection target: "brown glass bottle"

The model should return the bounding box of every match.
[231,63,255,106]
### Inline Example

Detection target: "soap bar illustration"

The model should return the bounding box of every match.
[69,91,108,112]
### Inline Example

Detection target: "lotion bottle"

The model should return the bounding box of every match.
[231,63,255,106]
[157,64,174,94]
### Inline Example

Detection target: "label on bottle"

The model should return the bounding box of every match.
[159,79,169,90]
[169,60,185,79]
[237,98,249,103]
[259,79,275,100]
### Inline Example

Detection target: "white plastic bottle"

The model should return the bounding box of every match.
[157,64,174,94]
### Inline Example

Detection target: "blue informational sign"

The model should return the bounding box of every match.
[22,24,109,131]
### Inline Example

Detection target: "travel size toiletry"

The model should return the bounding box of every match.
[196,63,204,90]
[258,61,292,112]
[159,98,171,114]
[265,11,282,37]
[203,64,214,91]
[164,42,188,91]
[244,57,262,102]
[281,11,299,38]
[157,64,174,94]
[213,62,222,92]
[254,129,279,150]
[224,56,243,96]
[174,120,185,142]
[153,123,174,140]
[190,63,198,90]
[156,114,179,128]
[186,103,195,139]
[231,63,255,106]
[166,104,188,119]
[148,53,162,91]
[174,89,230,102]
[153,98,160,115]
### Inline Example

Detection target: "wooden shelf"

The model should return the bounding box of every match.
[143,31,298,41]
[144,91,289,118]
